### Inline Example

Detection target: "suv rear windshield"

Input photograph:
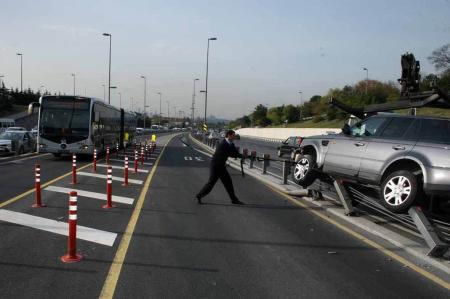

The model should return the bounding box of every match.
[419,119,450,144]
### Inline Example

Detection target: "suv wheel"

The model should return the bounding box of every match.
[380,170,418,213]
[292,154,317,188]
[277,149,283,157]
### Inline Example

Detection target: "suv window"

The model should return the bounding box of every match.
[289,137,296,146]
[350,117,387,137]
[379,118,414,138]
[420,119,450,144]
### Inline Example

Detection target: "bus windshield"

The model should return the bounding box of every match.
[39,98,91,142]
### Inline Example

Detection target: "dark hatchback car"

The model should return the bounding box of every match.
[277,136,302,158]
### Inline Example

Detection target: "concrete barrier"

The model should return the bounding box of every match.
[235,128,341,142]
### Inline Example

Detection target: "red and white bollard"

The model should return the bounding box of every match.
[71,154,77,184]
[106,146,110,164]
[140,147,144,165]
[103,165,114,209]
[61,191,82,263]
[145,144,149,159]
[93,149,97,172]
[134,150,138,173]
[116,143,119,158]
[32,164,45,208]
[123,156,129,186]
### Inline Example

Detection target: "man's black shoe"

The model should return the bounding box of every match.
[195,195,203,205]
[231,199,245,205]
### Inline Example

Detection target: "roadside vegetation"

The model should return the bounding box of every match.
[228,44,450,129]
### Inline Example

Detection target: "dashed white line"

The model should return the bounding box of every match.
[95,163,149,173]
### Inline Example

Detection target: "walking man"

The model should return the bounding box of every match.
[196,130,245,205]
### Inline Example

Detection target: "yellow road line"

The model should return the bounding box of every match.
[99,136,174,299]
[0,160,97,209]
[265,184,450,290]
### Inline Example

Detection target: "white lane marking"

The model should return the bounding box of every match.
[184,156,204,161]
[0,153,52,165]
[95,163,149,173]
[44,186,134,205]
[0,209,117,246]
[109,158,154,166]
[117,154,156,160]
[184,156,193,161]
[195,157,204,161]
[78,172,143,185]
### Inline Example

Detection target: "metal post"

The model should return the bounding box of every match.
[282,160,290,185]
[249,151,256,169]
[108,35,112,104]
[262,154,270,174]
[333,179,356,216]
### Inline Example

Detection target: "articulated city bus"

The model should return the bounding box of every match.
[29,96,137,156]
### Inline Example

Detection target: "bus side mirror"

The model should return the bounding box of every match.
[95,112,100,122]
[28,102,40,115]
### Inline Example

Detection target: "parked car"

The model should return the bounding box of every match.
[0,131,36,155]
[5,126,27,132]
[277,136,302,158]
[291,114,450,213]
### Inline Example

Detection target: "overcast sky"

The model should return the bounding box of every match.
[0,0,449,119]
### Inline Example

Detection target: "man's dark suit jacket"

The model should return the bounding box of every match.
[211,139,242,167]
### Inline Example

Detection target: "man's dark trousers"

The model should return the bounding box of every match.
[197,164,238,201]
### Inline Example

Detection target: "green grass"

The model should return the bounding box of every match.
[0,104,27,118]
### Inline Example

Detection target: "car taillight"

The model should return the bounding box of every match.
[297,137,303,145]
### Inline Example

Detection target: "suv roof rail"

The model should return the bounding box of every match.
[330,87,450,119]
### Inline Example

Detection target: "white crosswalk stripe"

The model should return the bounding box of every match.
[95,163,149,173]
[109,158,154,166]
[44,186,134,205]
[77,172,143,185]
[0,209,117,246]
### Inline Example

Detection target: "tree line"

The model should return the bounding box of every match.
[229,44,450,129]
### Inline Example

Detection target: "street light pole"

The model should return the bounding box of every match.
[363,67,368,95]
[141,76,147,129]
[192,78,199,125]
[166,100,170,124]
[71,73,76,95]
[102,84,106,101]
[204,37,217,135]
[102,33,112,104]
[298,91,303,121]
[118,92,122,108]
[157,92,162,125]
[16,53,23,92]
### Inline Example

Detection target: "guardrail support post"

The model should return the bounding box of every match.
[333,179,356,216]
[249,151,256,169]
[61,191,82,263]
[408,206,449,257]
[262,154,270,174]
[282,160,290,184]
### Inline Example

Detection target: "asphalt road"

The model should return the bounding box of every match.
[0,133,448,298]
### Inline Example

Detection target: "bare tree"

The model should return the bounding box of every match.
[428,43,450,71]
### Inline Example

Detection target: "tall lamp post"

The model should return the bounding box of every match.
[204,37,217,137]
[16,53,23,92]
[118,92,122,108]
[157,92,162,125]
[192,78,199,125]
[102,84,106,101]
[140,75,147,129]
[166,100,170,125]
[71,73,76,95]
[298,91,303,120]
[102,33,112,104]
[363,67,368,95]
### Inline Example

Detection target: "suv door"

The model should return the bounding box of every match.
[323,116,388,178]
[358,117,418,183]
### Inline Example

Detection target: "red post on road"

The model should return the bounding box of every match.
[106,146,110,164]
[93,149,97,172]
[140,147,144,165]
[145,144,149,159]
[134,150,138,173]
[61,191,82,263]
[71,154,77,184]
[116,143,119,158]
[32,164,45,208]
[103,165,114,209]
[123,156,129,186]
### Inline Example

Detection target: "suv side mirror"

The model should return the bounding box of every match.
[342,124,351,135]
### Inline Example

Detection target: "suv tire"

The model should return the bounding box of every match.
[292,154,317,188]
[380,170,418,213]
